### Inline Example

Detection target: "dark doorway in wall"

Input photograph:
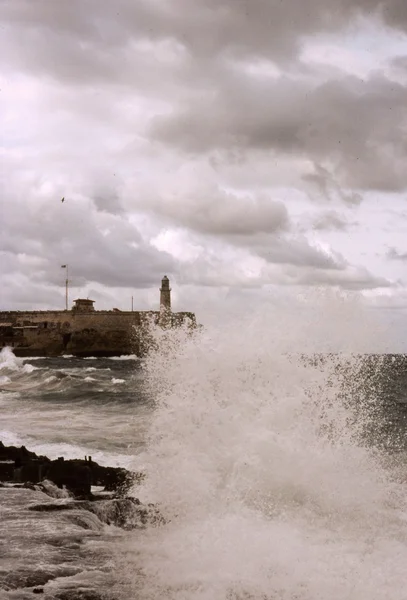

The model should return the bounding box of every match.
[62,333,71,348]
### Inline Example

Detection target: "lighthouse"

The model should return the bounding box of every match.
[159,275,172,327]
[160,276,171,310]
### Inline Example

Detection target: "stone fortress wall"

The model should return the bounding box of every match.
[0,277,196,357]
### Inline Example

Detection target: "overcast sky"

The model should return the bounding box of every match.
[1,1,407,346]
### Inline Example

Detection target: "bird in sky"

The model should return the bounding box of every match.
[61,197,65,203]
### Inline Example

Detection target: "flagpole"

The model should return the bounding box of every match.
[61,265,69,311]
[66,265,69,311]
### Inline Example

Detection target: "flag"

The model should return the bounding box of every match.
[61,265,67,268]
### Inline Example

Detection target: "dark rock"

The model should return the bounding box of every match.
[21,460,45,483]
[53,590,105,600]
[0,441,156,531]
[28,502,78,512]
[0,440,49,465]
[67,459,143,495]
[0,440,142,498]
[33,588,44,594]
[46,460,92,497]
[0,460,14,481]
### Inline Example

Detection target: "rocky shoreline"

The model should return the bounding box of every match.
[0,440,143,498]
[0,441,157,599]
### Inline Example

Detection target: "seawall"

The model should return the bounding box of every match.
[0,309,196,357]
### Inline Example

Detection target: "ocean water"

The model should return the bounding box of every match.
[0,348,152,469]
[1,300,407,599]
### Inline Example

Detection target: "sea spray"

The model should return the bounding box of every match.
[119,297,407,600]
[0,346,24,371]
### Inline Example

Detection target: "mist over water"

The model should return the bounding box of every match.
[117,299,407,600]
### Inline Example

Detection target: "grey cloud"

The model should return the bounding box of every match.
[129,177,350,272]
[0,184,176,306]
[1,0,405,308]
[127,170,368,275]
[133,184,289,236]
[303,164,363,205]
[3,0,407,70]
[387,247,407,261]
[239,234,345,270]
[312,210,351,231]
[2,1,407,199]
[289,265,391,291]
[213,231,391,291]
[151,73,407,193]
[0,275,66,311]
[378,0,407,29]
[172,244,390,292]
[92,194,122,215]
[391,55,407,71]
[368,289,407,310]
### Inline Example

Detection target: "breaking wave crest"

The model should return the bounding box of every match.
[0,347,149,466]
[0,347,131,395]
[119,299,407,600]
[0,346,24,371]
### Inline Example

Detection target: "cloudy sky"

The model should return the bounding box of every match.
[1,1,407,342]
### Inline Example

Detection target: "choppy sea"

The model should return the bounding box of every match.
[1,308,407,599]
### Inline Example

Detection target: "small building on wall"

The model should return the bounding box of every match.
[72,299,95,313]
[0,276,197,357]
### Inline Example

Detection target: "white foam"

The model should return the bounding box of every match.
[118,298,407,599]
[0,346,23,371]
[22,363,39,374]
[0,347,38,375]
[111,378,125,384]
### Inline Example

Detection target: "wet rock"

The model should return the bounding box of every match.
[34,479,72,499]
[33,588,44,594]
[46,459,92,497]
[29,497,164,530]
[53,590,105,600]
[66,459,144,495]
[20,459,46,483]
[0,459,15,481]
[83,497,164,529]
[0,486,114,599]
[0,440,142,497]
[2,568,55,590]
[0,440,46,463]
[28,502,78,513]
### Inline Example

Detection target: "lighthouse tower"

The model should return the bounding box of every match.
[160,275,171,310]
[159,275,172,327]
